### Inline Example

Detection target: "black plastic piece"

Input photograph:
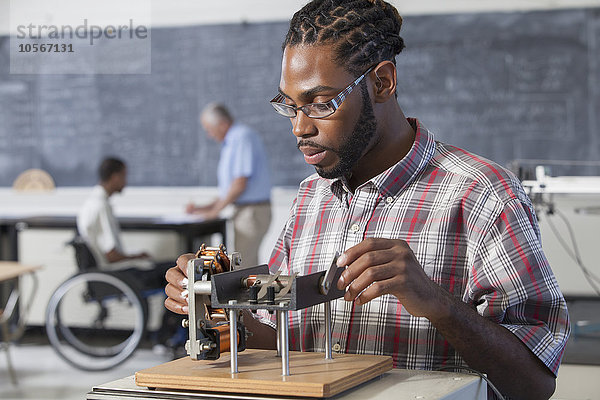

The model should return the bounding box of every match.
[266,286,275,304]
[248,285,259,304]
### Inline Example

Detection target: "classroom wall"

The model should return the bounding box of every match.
[2,1,598,186]
[2,6,599,187]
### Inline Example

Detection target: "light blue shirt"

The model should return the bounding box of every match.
[218,123,271,204]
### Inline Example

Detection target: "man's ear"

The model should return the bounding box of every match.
[371,61,397,103]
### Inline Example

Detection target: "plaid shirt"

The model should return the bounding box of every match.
[263,118,570,375]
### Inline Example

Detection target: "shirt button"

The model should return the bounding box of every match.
[386,196,394,204]
[350,223,360,233]
[332,343,342,352]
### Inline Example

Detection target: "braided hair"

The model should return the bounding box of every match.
[284,0,405,75]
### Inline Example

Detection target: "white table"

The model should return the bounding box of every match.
[87,369,486,400]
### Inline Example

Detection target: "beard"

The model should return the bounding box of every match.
[299,83,378,180]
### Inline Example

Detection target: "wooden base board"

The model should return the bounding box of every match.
[135,349,393,398]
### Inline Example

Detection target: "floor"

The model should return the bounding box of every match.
[0,341,172,400]
[552,364,600,400]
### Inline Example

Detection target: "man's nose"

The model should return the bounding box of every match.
[291,110,317,138]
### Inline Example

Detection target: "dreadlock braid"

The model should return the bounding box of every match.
[284,0,405,75]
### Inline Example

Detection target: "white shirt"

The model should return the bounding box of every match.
[77,185,152,270]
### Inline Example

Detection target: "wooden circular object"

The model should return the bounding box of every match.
[12,169,55,191]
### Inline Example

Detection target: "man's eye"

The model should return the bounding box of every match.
[311,103,332,112]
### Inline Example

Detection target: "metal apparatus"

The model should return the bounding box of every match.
[183,245,345,375]
[183,244,245,362]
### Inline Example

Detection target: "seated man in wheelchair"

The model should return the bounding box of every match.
[77,156,180,350]
[78,158,156,266]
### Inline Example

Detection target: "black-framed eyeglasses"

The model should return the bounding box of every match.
[270,66,375,119]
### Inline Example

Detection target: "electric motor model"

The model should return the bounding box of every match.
[184,244,345,375]
[183,244,244,361]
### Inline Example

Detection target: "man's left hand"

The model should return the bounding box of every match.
[201,208,220,220]
[336,238,447,319]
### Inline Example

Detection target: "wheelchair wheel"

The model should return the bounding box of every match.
[45,271,148,371]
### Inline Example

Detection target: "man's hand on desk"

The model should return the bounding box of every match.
[105,249,152,263]
[133,251,151,259]
[185,203,196,214]
[185,201,219,220]
[198,208,220,221]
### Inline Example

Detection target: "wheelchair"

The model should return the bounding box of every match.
[45,236,163,371]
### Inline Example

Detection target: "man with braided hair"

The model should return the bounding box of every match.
[165,1,569,399]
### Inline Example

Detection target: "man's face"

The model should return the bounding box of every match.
[278,44,378,179]
[201,117,227,143]
[112,168,127,193]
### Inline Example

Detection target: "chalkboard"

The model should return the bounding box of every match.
[0,8,599,187]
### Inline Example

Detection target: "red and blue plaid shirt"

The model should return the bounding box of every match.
[263,118,570,375]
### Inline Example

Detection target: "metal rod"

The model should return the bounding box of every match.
[229,300,238,374]
[192,280,212,295]
[186,259,200,360]
[280,304,290,376]
[324,301,333,360]
[276,310,281,357]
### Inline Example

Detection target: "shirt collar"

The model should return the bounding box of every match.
[329,118,436,200]
[222,123,240,146]
[92,184,110,199]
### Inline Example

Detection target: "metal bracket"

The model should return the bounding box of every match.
[320,252,340,295]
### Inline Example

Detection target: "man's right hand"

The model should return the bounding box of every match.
[164,253,195,314]
[185,203,196,214]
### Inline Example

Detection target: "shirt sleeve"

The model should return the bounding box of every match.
[97,202,119,254]
[468,198,570,376]
[229,133,255,179]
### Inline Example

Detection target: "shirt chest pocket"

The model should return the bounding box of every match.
[410,221,469,296]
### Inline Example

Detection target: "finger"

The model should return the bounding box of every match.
[165,282,188,304]
[165,296,188,314]
[176,253,196,276]
[166,266,187,289]
[354,278,395,306]
[338,246,395,290]
[344,263,396,302]
[337,238,391,268]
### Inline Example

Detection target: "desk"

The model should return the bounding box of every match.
[0,262,42,321]
[0,215,227,261]
[87,370,486,400]
[0,262,41,281]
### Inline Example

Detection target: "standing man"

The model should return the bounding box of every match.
[187,103,272,268]
[167,2,570,399]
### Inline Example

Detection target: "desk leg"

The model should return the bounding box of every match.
[0,225,7,261]
[6,225,19,261]
[1,317,18,384]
